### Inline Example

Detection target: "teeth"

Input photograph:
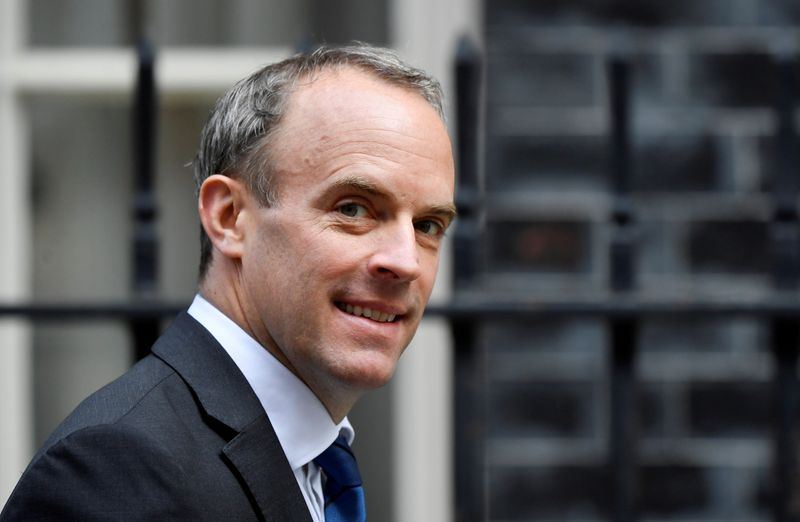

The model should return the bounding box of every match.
[337,303,397,323]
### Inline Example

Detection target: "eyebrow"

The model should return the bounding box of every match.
[428,203,458,224]
[330,175,458,223]
[330,175,383,196]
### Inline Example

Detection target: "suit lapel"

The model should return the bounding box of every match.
[223,415,312,521]
[152,312,311,521]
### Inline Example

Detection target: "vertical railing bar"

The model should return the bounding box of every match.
[607,55,639,522]
[770,53,800,522]
[454,35,483,287]
[452,34,484,522]
[130,17,160,361]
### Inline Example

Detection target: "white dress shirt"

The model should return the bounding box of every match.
[188,294,353,522]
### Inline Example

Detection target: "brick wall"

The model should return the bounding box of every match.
[482,1,800,520]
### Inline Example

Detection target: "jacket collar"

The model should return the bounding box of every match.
[152,311,311,521]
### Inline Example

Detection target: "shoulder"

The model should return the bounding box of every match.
[40,354,178,452]
[1,423,198,520]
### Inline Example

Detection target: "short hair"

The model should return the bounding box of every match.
[192,43,445,280]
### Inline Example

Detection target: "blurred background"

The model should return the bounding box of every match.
[3,1,800,521]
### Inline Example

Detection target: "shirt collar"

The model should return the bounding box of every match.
[187,294,353,469]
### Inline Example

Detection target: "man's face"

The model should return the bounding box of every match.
[235,67,455,407]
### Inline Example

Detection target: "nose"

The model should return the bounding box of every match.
[367,221,422,282]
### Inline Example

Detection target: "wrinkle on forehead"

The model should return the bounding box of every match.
[317,139,446,166]
[311,126,451,178]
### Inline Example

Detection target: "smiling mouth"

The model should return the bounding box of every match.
[336,302,398,323]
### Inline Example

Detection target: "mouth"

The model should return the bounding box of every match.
[335,301,399,323]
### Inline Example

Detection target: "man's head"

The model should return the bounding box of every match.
[194,44,455,421]
[193,44,446,280]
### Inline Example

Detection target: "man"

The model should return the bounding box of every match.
[1,44,455,520]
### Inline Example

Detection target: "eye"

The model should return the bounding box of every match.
[337,202,368,218]
[414,220,443,236]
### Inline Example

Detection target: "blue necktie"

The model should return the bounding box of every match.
[314,435,366,522]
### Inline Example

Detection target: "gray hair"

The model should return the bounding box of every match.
[193,43,445,279]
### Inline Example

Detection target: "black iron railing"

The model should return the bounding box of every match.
[448,39,800,522]
[606,55,639,522]
[130,36,161,361]
[769,54,800,522]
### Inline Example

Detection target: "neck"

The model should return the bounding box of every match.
[198,273,360,424]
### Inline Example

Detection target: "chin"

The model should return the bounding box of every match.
[336,354,399,390]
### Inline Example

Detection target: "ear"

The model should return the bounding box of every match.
[198,175,248,261]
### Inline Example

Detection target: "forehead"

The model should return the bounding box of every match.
[277,67,444,143]
[268,67,454,195]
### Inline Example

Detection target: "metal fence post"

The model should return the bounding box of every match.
[452,34,484,522]
[607,55,639,522]
[770,54,800,522]
[130,36,160,361]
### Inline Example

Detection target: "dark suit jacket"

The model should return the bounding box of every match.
[0,312,312,521]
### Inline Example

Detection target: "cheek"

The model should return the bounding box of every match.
[420,252,441,289]
[277,235,358,292]
[315,233,370,266]
[260,221,323,271]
